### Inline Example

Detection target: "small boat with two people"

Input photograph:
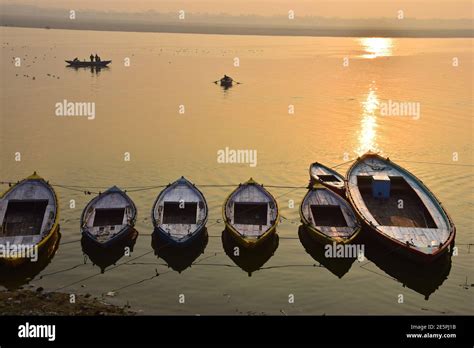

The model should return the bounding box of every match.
[66,53,111,68]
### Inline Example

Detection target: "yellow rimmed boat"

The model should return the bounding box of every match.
[222,178,279,248]
[0,172,59,267]
[300,183,361,245]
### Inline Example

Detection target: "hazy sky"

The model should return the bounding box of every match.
[2,0,473,19]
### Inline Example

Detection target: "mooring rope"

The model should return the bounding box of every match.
[1,157,471,194]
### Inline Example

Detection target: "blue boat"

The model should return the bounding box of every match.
[80,186,137,248]
[152,177,208,247]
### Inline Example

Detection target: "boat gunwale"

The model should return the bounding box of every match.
[345,153,456,259]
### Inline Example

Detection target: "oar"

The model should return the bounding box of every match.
[212,80,242,84]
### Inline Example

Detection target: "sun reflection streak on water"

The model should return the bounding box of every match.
[359,38,393,59]
[356,84,380,155]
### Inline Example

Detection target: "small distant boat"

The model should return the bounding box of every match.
[346,152,456,263]
[220,76,233,87]
[152,177,208,247]
[300,184,361,244]
[309,162,345,196]
[0,172,59,267]
[81,186,137,248]
[65,60,111,67]
[223,178,279,248]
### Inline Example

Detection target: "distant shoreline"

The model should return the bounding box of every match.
[1,22,472,39]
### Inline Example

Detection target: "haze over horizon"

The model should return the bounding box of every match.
[1,0,473,19]
[1,0,472,37]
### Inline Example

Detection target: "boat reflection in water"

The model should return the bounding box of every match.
[0,229,61,290]
[298,226,356,278]
[67,65,108,75]
[152,228,208,273]
[82,229,138,274]
[222,229,279,277]
[361,234,452,300]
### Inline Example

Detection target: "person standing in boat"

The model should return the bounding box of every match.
[90,54,94,62]
[95,54,100,62]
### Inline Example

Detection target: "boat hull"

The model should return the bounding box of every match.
[302,223,361,246]
[0,173,60,268]
[358,221,455,263]
[309,162,346,197]
[309,179,345,197]
[346,153,456,264]
[224,223,277,249]
[82,225,135,249]
[222,179,279,249]
[0,223,60,268]
[220,80,232,87]
[66,60,111,67]
[153,225,206,248]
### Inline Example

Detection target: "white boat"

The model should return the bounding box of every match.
[346,152,456,262]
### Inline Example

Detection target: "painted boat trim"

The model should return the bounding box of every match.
[80,186,137,247]
[151,177,208,245]
[0,172,60,265]
[345,152,456,261]
[222,178,280,248]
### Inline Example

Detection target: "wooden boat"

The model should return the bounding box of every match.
[223,178,279,248]
[65,60,111,67]
[300,183,361,244]
[220,77,233,87]
[309,162,345,196]
[346,152,456,263]
[152,177,208,247]
[0,172,59,267]
[81,186,137,248]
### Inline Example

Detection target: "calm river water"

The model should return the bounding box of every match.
[1,27,472,314]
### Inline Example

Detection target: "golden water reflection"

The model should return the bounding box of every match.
[359,38,393,59]
[356,84,379,155]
